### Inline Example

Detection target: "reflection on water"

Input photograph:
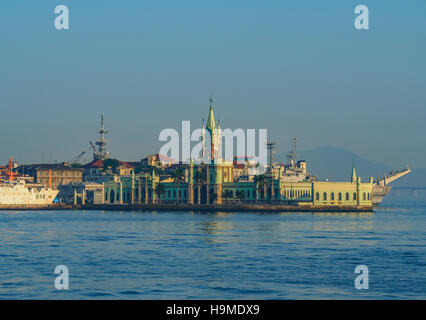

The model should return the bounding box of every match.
[0,207,425,299]
[196,220,234,244]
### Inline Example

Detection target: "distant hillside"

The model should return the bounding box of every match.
[277,146,391,181]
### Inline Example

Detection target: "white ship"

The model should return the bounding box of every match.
[0,179,59,205]
[0,157,59,205]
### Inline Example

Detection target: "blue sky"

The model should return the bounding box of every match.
[0,0,425,168]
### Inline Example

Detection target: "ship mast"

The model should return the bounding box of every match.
[5,157,17,181]
[90,115,110,161]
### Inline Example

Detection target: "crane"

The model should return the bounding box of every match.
[70,151,86,166]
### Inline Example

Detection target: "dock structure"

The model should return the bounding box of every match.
[0,203,73,210]
[79,203,373,213]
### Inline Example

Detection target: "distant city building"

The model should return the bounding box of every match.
[16,163,83,189]
[58,182,105,204]
[140,154,176,169]
[82,159,136,183]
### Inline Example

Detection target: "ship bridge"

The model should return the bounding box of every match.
[375,168,411,186]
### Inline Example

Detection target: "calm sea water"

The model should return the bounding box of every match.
[0,196,425,299]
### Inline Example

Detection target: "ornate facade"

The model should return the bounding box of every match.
[102,102,373,207]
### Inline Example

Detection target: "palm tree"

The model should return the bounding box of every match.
[222,190,233,203]
[209,190,217,204]
[143,173,149,203]
[263,175,269,202]
[154,183,165,204]
[194,170,206,204]
[172,168,185,204]
[236,190,246,202]
[253,174,265,202]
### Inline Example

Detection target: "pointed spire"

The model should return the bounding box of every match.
[201,118,205,140]
[207,97,216,134]
[351,159,357,183]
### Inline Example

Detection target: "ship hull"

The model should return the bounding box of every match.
[0,180,59,205]
[372,185,392,207]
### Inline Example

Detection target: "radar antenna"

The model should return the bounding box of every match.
[287,138,298,167]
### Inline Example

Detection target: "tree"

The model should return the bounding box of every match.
[102,159,120,172]
[194,170,206,204]
[154,183,166,204]
[263,175,269,202]
[172,168,185,204]
[209,190,217,204]
[135,165,163,176]
[254,174,266,202]
[236,190,246,202]
[222,190,233,203]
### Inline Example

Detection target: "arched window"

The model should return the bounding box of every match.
[368,193,370,200]
[323,193,327,201]
[331,193,335,201]
[353,193,357,200]
[338,193,342,201]
[363,192,366,201]
[346,192,349,201]
[173,190,176,198]
[316,192,320,201]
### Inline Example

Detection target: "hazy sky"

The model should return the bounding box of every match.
[0,0,425,168]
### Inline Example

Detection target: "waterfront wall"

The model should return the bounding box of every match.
[80,203,373,212]
[0,203,373,212]
[0,203,73,210]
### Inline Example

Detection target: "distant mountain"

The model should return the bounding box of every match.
[276,146,391,182]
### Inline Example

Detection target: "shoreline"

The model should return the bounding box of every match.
[0,203,374,212]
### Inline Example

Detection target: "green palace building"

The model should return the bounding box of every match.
[102,101,374,207]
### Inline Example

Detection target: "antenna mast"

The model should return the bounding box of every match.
[287,137,298,166]
[267,141,276,172]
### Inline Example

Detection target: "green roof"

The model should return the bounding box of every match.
[206,105,216,133]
